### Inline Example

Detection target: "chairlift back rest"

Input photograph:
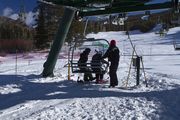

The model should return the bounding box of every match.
[71,62,107,74]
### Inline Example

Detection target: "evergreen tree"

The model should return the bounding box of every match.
[66,18,85,43]
[44,4,64,43]
[34,2,49,49]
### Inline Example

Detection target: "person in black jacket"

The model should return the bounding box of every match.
[78,48,94,82]
[102,40,120,87]
[91,50,109,84]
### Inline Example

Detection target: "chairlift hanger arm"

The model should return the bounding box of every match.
[39,0,159,8]
[110,0,150,7]
[79,2,174,17]
[39,0,113,7]
[40,0,176,17]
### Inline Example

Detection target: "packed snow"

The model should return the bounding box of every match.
[0,27,180,120]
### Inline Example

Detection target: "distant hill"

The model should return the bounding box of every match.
[0,16,26,27]
[0,16,34,36]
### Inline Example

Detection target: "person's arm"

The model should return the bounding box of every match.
[102,59,109,66]
[102,47,111,59]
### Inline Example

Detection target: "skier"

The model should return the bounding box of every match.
[78,48,94,82]
[102,40,120,87]
[91,50,109,84]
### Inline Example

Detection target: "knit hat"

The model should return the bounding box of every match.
[110,40,116,46]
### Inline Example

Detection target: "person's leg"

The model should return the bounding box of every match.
[98,74,108,84]
[100,74,104,80]
[88,73,94,81]
[109,66,118,87]
[109,68,113,86]
[96,74,100,83]
[87,68,95,81]
[113,69,118,86]
[84,73,89,81]
[83,68,94,81]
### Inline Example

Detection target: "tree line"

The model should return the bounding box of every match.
[0,17,34,53]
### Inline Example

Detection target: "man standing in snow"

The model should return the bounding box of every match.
[102,40,120,87]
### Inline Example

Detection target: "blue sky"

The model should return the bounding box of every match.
[0,0,37,15]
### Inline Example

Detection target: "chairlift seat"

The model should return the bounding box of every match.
[174,44,180,50]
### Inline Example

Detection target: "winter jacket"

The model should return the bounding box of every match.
[102,45,120,66]
[91,53,102,72]
[78,51,89,68]
[91,53,109,72]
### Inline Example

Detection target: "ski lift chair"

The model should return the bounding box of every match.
[173,40,180,50]
[155,23,168,37]
[69,38,109,74]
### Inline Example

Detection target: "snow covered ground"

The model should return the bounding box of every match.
[0,27,180,120]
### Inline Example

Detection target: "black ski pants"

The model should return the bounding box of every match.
[109,65,118,86]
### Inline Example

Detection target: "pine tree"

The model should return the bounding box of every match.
[34,2,49,49]
[44,4,64,43]
[66,18,85,43]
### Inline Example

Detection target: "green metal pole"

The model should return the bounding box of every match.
[42,7,76,77]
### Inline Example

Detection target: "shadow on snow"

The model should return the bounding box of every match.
[0,74,180,119]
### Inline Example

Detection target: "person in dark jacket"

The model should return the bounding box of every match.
[102,40,120,87]
[91,50,109,84]
[78,48,94,82]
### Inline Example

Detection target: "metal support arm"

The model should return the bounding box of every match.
[42,7,76,77]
